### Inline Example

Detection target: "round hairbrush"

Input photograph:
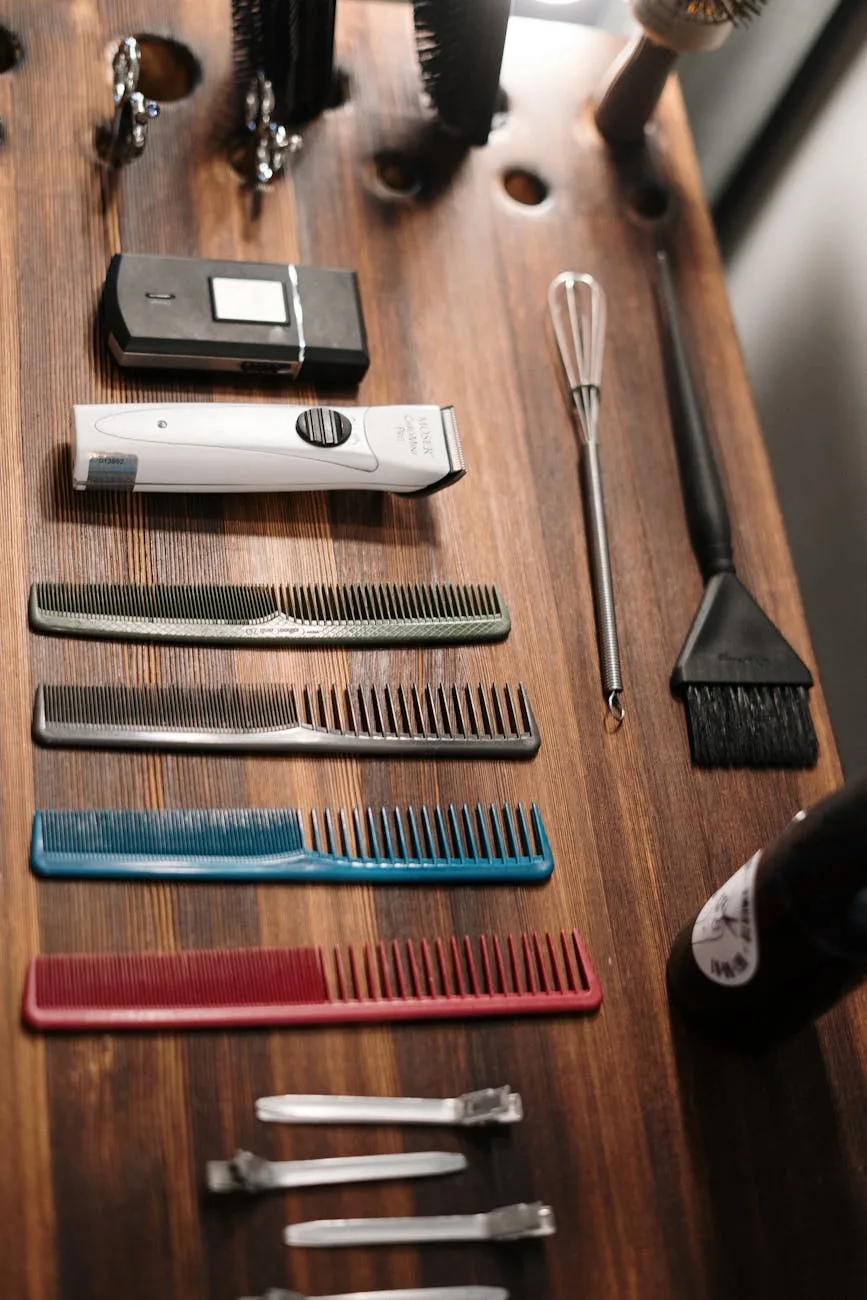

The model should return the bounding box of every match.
[595,0,768,147]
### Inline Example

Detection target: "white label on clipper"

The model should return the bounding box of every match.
[86,453,138,490]
[691,851,761,986]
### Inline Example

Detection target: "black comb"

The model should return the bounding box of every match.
[32,683,540,758]
[29,582,510,646]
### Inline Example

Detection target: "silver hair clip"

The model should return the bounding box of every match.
[241,1289,509,1300]
[256,1086,523,1128]
[99,37,159,168]
[243,71,301,187]
[207,1149,466,1195]
[284,1202,556,1248]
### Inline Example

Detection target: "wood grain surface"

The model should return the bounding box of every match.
[0,3,864,1297]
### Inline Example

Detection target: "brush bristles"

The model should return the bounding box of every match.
[634,0,765,51]
[230,0,335,128]
[650,0,765,24]
[412,0,511,145]
[689,1,764,23]
[684,685,818,769]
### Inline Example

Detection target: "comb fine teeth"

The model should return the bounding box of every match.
[29,582,510,646]
[23,931,602,1031]
[32,683,539,758]
[31,803,553,883]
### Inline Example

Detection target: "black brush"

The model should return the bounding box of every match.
[231,0,336,126]
[655,249,817,769]
[412,0,512,146]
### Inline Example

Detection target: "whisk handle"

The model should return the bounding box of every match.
[655,250,735,580]
[580,443,623,714]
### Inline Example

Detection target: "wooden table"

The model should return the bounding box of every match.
[1,4,864,1297]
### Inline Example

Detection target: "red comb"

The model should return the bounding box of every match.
[23,929,602,1031]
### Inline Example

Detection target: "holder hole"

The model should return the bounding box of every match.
[0,26,21,73]
[502,167,548,207]
[133,34,201,102]
[491,85,510,130]
[630,179,671,222]
[327,66,350,109]
[374,150,423,198]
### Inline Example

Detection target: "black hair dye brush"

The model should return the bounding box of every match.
[655,248,818,770]
[413,0,512,146]
[595,0,768,147]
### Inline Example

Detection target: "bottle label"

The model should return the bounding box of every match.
[691,852,761,986]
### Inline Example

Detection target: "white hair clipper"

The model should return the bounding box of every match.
[72,402,465,496]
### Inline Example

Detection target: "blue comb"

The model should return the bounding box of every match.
[31,803,553,883]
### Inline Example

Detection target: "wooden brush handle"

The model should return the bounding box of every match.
[594,32,678,146]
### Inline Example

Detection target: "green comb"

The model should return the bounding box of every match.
[29,581,510,646]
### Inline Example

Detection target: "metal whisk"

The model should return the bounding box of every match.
[548,272,625,726]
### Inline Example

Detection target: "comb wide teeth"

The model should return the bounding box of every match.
[23,930,603,1031]
[31,803,553,883]
[29,582,510,645]
[32,683,540,758]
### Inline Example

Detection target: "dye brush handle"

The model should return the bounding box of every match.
[654,249,734,581]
